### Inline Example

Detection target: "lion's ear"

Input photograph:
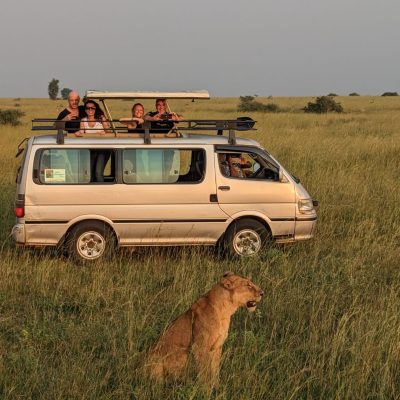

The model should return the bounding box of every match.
[223,271,234,278]
[221,278,232,289]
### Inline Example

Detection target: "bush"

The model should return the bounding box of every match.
[238,96,281,113]
[303,96,343,114]
[349,92,360,96]
[0,109,25,126]
[327,93,338,97]
[381,92,398,96]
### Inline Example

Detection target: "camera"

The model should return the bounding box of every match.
[161,113,173,120]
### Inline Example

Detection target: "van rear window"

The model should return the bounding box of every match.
[39,149,90,184]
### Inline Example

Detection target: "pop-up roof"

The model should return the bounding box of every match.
[85,90,210,100]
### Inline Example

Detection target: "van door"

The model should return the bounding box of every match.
[116,146,228,245]
[214,146,296,238]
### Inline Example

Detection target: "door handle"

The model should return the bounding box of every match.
[218,186,230,191]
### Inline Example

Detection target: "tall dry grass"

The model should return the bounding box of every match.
[0,96,399,399]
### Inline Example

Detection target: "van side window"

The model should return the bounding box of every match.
[123,148,205,184]
[39,149,90,184]
[218,151,279,181]
[37,149,116,184]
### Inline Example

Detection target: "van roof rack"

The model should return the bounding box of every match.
[31,118,256,145]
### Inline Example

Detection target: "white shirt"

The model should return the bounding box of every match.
[82,118,104,133]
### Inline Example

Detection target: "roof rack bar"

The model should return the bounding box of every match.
[228,121,236,145]
[144,121,151,144]
[57,129,64,144]
[100,99,117,136]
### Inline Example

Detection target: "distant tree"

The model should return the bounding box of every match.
[61,88,72,100]
[327,93,338,97]
[381,92,398,96]
[349,92,360,96]
[303,96,343,114]
[238,96,281,113]
[48,79,59,100]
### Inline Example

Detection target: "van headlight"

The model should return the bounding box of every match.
[298,198,314,213]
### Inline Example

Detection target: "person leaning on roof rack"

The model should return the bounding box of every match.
[55,90,85,133]
[77,100,110,137]
[144,98,184,133]
[119,103,145,133]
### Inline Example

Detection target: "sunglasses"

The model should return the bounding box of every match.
[85,107,96,110]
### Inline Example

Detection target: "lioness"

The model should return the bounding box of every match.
[147,272,263,386]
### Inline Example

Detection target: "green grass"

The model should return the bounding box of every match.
[0,96,400,399]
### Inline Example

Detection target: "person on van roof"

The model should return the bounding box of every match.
[55,90,85,133]
[119,103,145,133]
[144,98,184,133]
[77,100,110,136]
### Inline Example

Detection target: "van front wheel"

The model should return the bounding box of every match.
[221,219,269,258]
[67,221,115,263]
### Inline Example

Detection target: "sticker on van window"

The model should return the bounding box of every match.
[44,169,66,182]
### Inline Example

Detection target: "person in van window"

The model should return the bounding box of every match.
[218,153,231,177]
[77,100,110,136]
[227,154,252,178]
[55,90,85,133]
[144,98,184,133]
[119,103,145,133]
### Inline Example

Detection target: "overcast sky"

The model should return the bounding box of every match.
[1,0,399,97]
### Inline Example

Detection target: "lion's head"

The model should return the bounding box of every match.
[220,272,264,312]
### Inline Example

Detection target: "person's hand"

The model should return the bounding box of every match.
[135,117,144,124]
[74,131,83,137]
[170,112,183,121]
[66,111,78,121]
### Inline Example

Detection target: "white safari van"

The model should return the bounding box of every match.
[12,91,317,262]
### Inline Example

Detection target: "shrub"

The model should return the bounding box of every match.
[381,92,398,96]
[303,96,343,114]
[327,93,338,97]
[0,109,25,126]
[349,92,360,96]
[238,96,281,113]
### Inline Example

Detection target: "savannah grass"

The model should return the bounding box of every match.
[0,96,399,399]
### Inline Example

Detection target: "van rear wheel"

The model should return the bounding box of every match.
[67,221,115,263]
[221,219,269,258]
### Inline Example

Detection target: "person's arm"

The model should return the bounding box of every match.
[144,113,161,121]
[76,120,84,137]
[170,112,184,121]
[100,115,110,134]
[119,117,144,129]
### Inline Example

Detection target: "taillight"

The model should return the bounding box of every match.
[14,194,25,218]
[15,207,24,218]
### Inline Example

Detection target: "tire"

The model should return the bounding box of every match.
[221,219,269,258]
[66,221,116,264]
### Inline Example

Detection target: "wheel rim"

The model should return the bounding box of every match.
[233,229,261,256]
[76,231,106,260]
